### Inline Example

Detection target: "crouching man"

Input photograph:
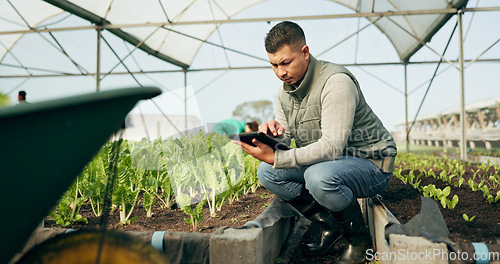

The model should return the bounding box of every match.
[233,21,397,264]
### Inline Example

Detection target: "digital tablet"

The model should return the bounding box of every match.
[229,132,291,151]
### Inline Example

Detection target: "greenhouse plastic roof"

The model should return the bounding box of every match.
[1,0,468,68]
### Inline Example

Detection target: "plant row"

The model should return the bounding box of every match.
[49,131,261,231]
[393,153,500,220]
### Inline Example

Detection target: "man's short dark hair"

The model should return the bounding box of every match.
[18,91,26,100]
[265,21,306,53]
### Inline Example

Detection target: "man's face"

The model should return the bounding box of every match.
[267,44,309,85]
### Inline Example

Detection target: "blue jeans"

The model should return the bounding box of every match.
[257,156,392,212]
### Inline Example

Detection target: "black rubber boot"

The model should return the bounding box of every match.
[287,188,342,256]
[331,199,373,264]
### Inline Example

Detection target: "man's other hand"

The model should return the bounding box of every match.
[259,120,285,137]
[232,139,275,165]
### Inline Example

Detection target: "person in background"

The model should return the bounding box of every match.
[245,121,259,133]
[233,21,397,264]
[211,118,259,135]
[18,91,28,104]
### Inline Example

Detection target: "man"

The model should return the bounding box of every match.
[18,91,28,104]
[233,21,397,264]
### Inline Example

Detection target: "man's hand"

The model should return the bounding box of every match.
[232,139,275,165]
[259,120,285,137]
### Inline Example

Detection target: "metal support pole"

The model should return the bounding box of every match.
[404,63,410,153]
[96,28,101,92]
[458,11,467,160]
[184,70,188,133]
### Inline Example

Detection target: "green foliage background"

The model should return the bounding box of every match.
[0,93,11,107]
[49,131,262,230]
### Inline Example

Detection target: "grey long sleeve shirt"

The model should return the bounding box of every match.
[273,73,359,169]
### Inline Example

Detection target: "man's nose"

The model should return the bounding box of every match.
[278,66,287,78]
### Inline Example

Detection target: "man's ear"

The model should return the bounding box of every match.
[301,45,310,60]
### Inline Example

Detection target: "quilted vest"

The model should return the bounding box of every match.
[279,55,397,159]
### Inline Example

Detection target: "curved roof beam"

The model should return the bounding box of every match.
[42,0,189,69]
[5,0,492,70]
[329,0,469,62]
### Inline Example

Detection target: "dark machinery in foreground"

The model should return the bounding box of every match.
[0,87,166,264]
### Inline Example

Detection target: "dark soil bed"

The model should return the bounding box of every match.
[381,168,500,245]
[45,187,275,233]
[43,161,499,264]
[289,163,500,263]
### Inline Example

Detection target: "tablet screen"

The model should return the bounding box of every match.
[228,132,290,151]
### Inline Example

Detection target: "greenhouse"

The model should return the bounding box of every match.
[1,0,499,263]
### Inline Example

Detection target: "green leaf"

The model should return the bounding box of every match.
[442,186,451,198]
[469,179,478,191]
[463,214,476,222]
[463,213,469,221]
[458,178,464,188]
[422,185,432,198]
[440,197,447,208]
[481,185,490,196]
[449,195,459,209]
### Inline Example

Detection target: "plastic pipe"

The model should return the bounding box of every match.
[243,220,262,229]
[472,242,489,264]
[151,231,166,252]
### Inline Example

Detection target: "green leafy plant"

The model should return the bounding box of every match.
[49,197,88,227]
[462,213,476,222]
[453,177,464,188]
[78,146,110,217]
[445,194,459,209]
[48,130,269,230]
[120,216,139,225]
[131,139,162,217]
[142,173,158,217]
[427,169,437,179]
[201,156,227,217]
[469,178,479,191]
[50,174,89,227]
[393,168,406,183]
[422,185,459,209]
[407,170,422,189]
[112,142,141,224]
[181,200,206,232]
[395,153,498,206]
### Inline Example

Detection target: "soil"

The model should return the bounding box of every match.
[288,161,500,263]
[43,160,499,264]
[45,187,275,233]
[380,167,500,245]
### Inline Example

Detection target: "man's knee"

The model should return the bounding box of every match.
[304,172,326,198]
[257,162,273,186]
[304,169,331,189]
[303,170,346,208]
